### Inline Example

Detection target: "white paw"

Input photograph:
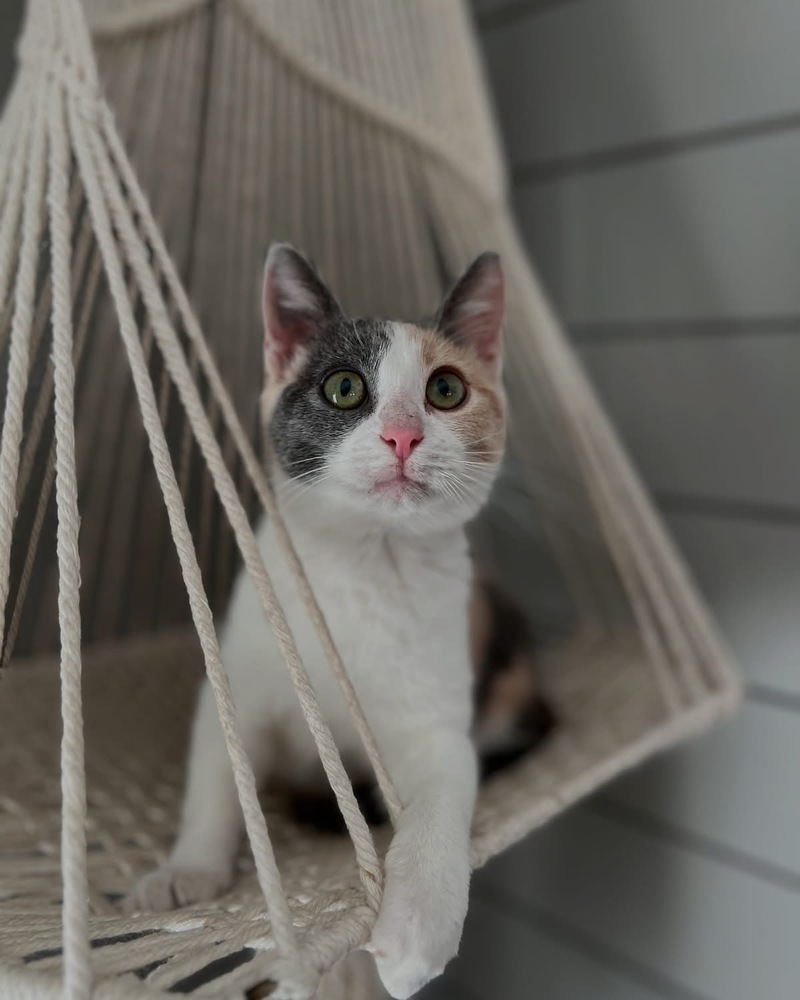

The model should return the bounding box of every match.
[367,869,467,998]
[125,864,232,913]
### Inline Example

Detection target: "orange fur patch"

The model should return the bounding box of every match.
[468,576,493,678]
[405,324,506,463]
[473,653,537,738]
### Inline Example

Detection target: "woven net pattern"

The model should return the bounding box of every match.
[0,628,731,997]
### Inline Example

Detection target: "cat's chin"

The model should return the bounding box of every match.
[352,481,488,535]
[370,472,430,501]
[276,468,491,534]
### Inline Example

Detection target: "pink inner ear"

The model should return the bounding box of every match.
[452,264,504,367]
[463,269,504,365]
[262,268,314,378]
[439,254,505,368]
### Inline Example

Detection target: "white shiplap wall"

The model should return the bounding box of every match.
[427,2,800,998]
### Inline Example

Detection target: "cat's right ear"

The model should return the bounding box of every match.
[262,244,342,379]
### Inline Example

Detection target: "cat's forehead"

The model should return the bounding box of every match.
[307,317,393,372]
[305,319,473,381]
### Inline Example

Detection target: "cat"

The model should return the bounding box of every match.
[129,244,552,998]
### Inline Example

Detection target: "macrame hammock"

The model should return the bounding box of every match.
[0,0,740,997]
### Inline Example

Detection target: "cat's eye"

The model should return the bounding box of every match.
[426,371,467,410]
[322,370,367,409]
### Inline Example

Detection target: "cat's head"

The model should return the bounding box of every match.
[261,244,506,534]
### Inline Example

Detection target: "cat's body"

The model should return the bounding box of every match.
[220,494,476,804]
[129,246,551,998]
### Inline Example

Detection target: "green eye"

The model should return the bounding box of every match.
[426,371,467,410]
[322,370,367,409]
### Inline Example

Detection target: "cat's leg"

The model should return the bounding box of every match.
[128,678,270,911]
[367,728,477,999]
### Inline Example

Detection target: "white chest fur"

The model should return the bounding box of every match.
[220,511,475,784]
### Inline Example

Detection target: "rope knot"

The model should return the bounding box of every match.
[15,37,108,124]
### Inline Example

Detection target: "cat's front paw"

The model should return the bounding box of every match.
[367,871,467,998]
[125,864,232,913]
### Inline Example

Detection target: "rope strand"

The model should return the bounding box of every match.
[0,84,49,651]
[48,85,92,1000]
[92,111,385,906]
[102,111,404,825]
[68,94,308,976]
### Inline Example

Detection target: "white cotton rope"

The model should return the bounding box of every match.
[84,0,404,836]
[2,229,103,671]
[0,140,28,354]
[0,82,22,183]
[67,94,309,976]
[59,0,101,95]
[101,114,405,827]
[48,84,93,1000]
[0,84,48,656]
[3,0,398,986]
[35,4,388,988]
[0,96,33,310]
[84,108,386,910]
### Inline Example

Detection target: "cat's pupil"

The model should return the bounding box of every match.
[437,377,450,397]
[340,377,352,396]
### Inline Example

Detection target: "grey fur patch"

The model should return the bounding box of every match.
[269,319,391,477]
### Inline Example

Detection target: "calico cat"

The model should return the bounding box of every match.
[129,245,552,998]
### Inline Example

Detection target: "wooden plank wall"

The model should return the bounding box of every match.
[426,2,800,998]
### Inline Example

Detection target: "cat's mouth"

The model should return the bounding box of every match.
[370,469,429,499]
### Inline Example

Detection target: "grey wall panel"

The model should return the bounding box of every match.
[515,134,800,324]
[480,809,800,1000]
[579,335,800,507]
[450,896,667,1000]
[666,512,800,696]
[605,700,800,878]
[483,0,800,168]
[419,978,468,1000]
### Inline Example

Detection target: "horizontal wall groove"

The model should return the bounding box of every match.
[472,879,716,1000]
[476,0,579,33]
[571,315,800,345]
[655,492,800,527]
[747,683,800,714]
[512,110,800,187]
[588,799,800,895]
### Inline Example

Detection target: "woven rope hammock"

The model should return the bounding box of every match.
[0,0,740,997]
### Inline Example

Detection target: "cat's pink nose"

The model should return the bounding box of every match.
[381,424,424,461]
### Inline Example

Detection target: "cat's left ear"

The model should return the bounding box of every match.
[262,243,343,379]
[436,252,504,373]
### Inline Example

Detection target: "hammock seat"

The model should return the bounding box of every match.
[0,1,739,997]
